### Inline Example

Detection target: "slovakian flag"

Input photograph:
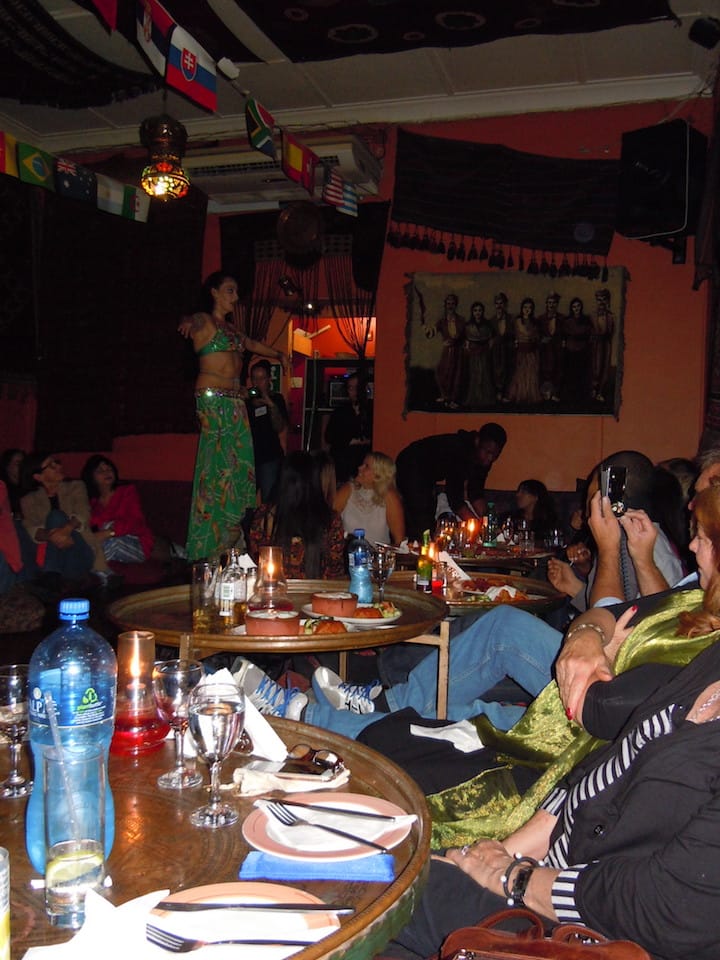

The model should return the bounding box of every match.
[0,132,18,178]
[89,0,117,30]
[281,131,318,196]
[122,185,151,222]
[166,24,216,112]
[54,158,97,204]
[96,174,124,216]
[17,143,54,190]
[322,166,359,218]
[136,0,174,78]
[245,98,276,159]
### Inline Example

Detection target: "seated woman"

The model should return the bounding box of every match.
[248,451,345,580]
[81,455,155,565]
[382,489,720,960]
[0,479,43,633]
[0,448,24,518]
[501,478,557,542]
[334,451,405,546]
[20,452,107,580]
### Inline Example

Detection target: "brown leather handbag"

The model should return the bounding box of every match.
[439,908,651,960]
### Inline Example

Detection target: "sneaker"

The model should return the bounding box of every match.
[233,658,307,720]
[313,666,382,714]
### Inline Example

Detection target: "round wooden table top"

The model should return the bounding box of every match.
[107,580,448,655]
[2,722,430,960]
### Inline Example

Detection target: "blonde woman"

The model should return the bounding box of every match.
[334,451,405,546]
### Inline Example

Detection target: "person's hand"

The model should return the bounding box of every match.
[444,839,512,895]
[566,542,591,567]
[48,528,73,550]
[547,558,583,597]
[177,317,193,338]
[276,351,288,374]
[587,491,621,556]
[620,509,657,568]
[96,528,115,543]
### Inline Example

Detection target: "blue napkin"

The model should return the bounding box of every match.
[240,851,395,882]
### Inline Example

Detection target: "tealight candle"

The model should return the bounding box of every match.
[111,631,169,756]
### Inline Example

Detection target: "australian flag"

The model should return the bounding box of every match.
[54,159,97,204]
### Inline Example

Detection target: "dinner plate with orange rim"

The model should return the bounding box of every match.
[300,604,402,626]
[149,882,340,958]
[243,792,413,861]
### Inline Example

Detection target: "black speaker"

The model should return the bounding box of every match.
[616,119,707,240]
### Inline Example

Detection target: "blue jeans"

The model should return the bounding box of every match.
[304,605,563,738]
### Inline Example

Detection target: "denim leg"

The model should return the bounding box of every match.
[303,674,385,739]
[384,606,562,728]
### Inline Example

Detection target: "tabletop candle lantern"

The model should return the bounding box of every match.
[247,546,293,611]
[111,631,169,755]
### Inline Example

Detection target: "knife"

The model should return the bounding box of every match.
[278,800,400,822]
[155,900,355,914]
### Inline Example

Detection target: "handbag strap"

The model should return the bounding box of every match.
[478,909,545,939]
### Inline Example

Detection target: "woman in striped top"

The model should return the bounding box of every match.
[385,483,720,960]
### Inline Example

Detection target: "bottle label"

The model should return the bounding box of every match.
[29,679,114,728]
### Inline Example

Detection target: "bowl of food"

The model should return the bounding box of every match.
[245,610,301,636]
[311,591,358,618]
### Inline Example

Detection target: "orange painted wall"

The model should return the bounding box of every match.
[93,98,707,490]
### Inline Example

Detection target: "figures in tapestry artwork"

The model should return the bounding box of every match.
[408,278,620,414]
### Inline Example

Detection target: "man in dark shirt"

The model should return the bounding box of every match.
[395,422,507,540]
[246,360,288,502]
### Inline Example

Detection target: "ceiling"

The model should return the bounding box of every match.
[0,0,718,159]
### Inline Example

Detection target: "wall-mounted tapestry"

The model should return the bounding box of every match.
[404,268,626,417]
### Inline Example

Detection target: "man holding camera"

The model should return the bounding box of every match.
[247,360,288,503]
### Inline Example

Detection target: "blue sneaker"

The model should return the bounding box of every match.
[233,658,307,721]
[313,666,382,714]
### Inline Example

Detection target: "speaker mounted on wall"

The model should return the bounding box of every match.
[616,119,707,241]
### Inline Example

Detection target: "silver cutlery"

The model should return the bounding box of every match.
[277,799,400,822]
[264,800,389,853]
[146,923,315,952]
[155,899,354,914]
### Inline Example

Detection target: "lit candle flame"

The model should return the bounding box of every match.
[267,559,275,579]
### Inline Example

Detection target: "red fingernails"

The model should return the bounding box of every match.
[565,708,573,720]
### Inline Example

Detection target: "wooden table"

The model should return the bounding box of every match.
[2,722,430,960]
[108,581,452,718]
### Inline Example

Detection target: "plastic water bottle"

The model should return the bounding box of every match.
[26,598,117,874]
[347,528,373,604]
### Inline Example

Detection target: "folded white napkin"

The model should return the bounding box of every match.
[253,799,416,852]
[409,720,483,753]
[439,551,471,581]
[22,888,169,960]
[233,766,350,796]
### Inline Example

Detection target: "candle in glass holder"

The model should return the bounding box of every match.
[467,518,477,544]
[111,631,169,756]
[247,546,293,610]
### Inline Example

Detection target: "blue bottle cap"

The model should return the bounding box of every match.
[58,598,90,620]
[352,529,365,538]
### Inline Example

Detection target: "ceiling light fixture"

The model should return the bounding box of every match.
[139,113,190,200]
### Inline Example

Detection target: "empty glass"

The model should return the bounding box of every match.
[371,545,396,601]
[152,660,204,790]
[0,664,32,798]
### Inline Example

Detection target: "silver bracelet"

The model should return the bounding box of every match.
[565,621,608,646]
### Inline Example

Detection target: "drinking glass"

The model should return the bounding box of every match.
[371,545,396,601]
[188,683,245,828]
[0,664,32,798]
[152,659,204,790]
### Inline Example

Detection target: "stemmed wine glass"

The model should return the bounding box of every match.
[371,545,396,602]
[152,659,204,790]
[0,664,32,798]
[187,683,245,828]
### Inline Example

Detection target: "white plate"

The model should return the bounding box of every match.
[301,604,402,626]
[148,882,340,959]
[243,792,414,861]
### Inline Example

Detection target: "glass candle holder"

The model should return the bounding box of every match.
[247,546,292,610]
[111,631,169,756]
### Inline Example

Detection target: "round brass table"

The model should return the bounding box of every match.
[1,722,430,960]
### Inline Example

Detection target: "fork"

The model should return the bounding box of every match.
[146,923,315,952]
[264,800,389,853]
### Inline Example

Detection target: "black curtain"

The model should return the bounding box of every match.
[32,185,207,450]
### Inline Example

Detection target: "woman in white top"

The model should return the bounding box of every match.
[334,451,405,546]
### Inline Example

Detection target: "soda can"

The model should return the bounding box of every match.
[0,847,9,960]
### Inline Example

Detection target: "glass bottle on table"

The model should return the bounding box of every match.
[416,530,433,593]
[482,502,498,547]
[218,548,244,629]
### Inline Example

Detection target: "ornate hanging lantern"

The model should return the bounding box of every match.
[139,113,189,200]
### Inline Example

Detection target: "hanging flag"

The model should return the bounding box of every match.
[322,166,359,217]
[54,158,97,204]
[245,98,276,159]
[281,131,318,196]
[122,185,151,222]
[136,0,174,78]
[0,132,18,178]
[89,0,117,30]
[166,24,216,111]
[96,174,124,216]
[17,143,54,190]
